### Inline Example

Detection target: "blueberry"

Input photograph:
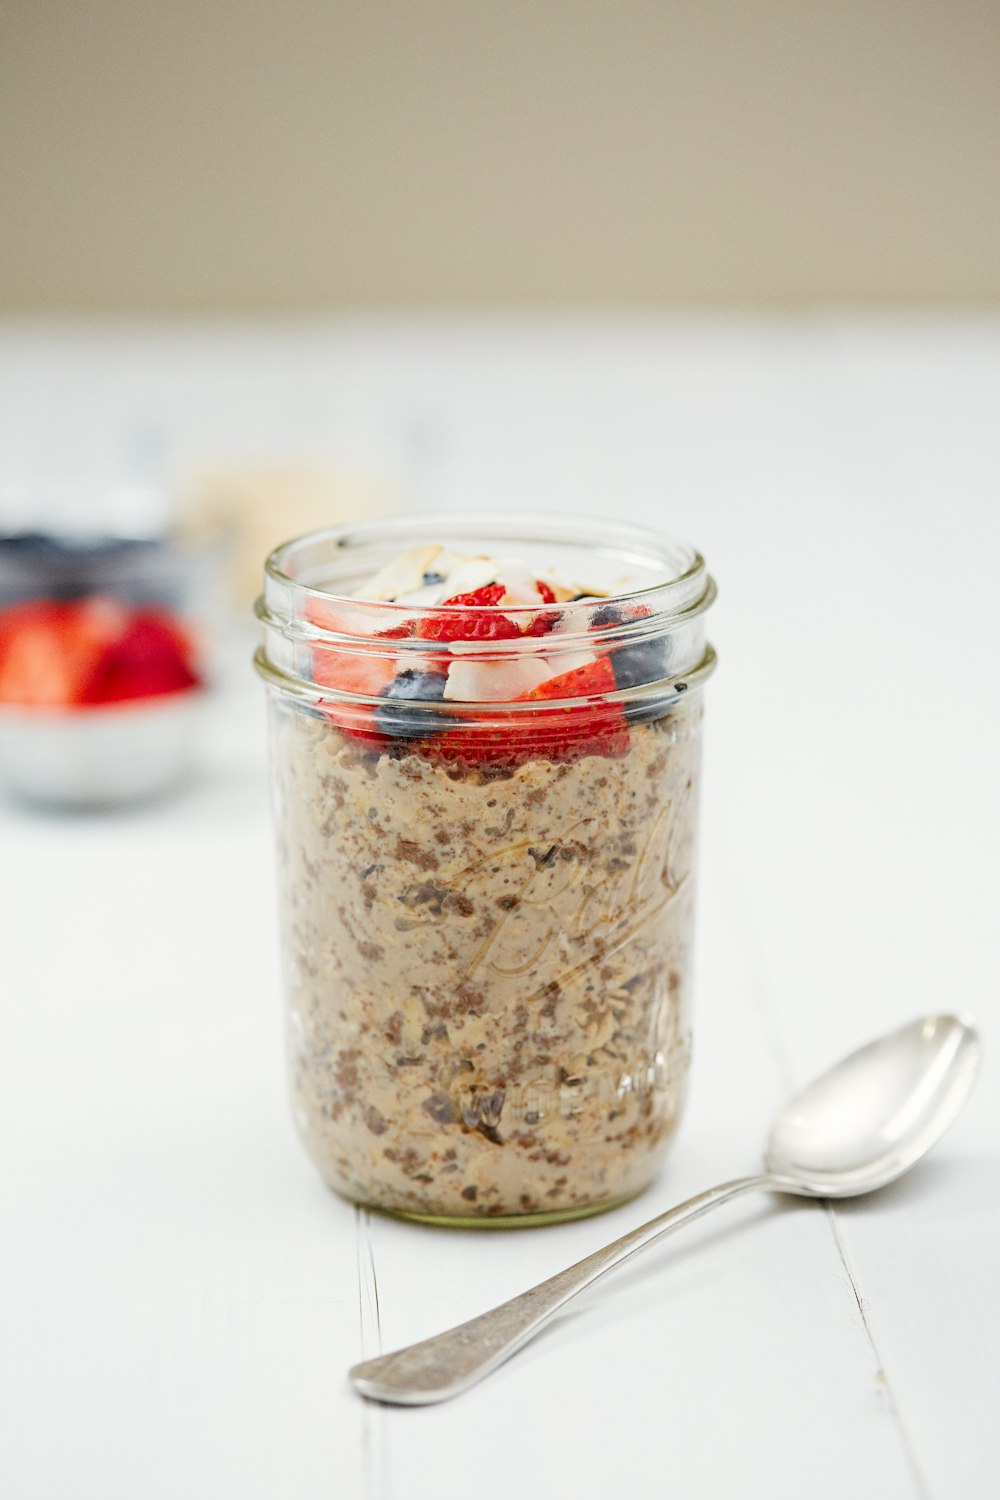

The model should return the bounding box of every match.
[591,603,671,690]
[422,570,446,586]
[611,636,671,689]
[0,531,60,551]
[591,602,626,627]
[373,669,449,738]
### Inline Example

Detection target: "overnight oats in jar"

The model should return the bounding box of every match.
[255,516,716,1224]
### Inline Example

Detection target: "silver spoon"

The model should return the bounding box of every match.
[350,1013,981,1405]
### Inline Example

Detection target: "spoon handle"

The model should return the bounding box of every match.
[350,1173,771,1405]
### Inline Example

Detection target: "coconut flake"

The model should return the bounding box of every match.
[435,555,500,599]
[443,657,553,702]
[544,649,598,675]
[497,561,544,607]
[362,546,443,601]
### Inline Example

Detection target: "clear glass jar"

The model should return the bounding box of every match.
[255,515,716,1224]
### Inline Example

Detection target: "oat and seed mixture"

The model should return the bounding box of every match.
[273,697,702,1220]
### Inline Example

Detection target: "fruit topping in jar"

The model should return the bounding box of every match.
[306,544,676,763]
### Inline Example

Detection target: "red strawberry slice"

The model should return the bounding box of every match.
[418,581,563,644]
[446,584,506,607]
[518,657,629,759]
[312,638,394,745]
[304,597,417,744]
[429,655,629,769]
[303,596,349,635]
[519,657,618,702]
[0,601,108,706]
[417,583,522,644]
[304,596,416,642]
[519,580,560,637]
[86,608,199,703]
[312,640,395,697]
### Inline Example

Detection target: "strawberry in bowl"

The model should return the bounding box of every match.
[0,595,205,806]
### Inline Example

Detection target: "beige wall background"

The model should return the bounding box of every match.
[2,0,999,311]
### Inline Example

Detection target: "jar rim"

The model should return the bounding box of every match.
[262,512,712,621]
[256,513,716,709]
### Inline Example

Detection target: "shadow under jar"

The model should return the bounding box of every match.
[255,515,716,1225]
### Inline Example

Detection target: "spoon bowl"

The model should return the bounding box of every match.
[764,1014,983,1197]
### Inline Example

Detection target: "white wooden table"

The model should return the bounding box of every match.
[1,318,998,1500]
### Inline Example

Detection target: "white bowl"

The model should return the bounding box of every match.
[0,689,206,807]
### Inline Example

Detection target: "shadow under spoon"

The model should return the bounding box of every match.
[350,1012,981,1406]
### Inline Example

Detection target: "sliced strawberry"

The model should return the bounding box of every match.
[303,596,351,635]
[0,600,110,706]
[304,596,415,742]
[312,642,392,744]
[417,583,523,645]
[447,584,506,607]
[519,657,619,702]
[517,581,560,637]
[315,696,390,747]
[429,655,629,769]
[375,621,416,641]
[417,581,565,645]
[519,659,629,758]
[312,641,394,696]
[425,723,517,770]
[85,608,199,703]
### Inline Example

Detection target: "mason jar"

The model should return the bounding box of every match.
[255,515,716,1224]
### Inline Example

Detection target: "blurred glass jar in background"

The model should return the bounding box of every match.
[179,462,397,612]
[0,504,225,808]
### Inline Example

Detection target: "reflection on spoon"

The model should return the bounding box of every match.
[350,1014,981,1405]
